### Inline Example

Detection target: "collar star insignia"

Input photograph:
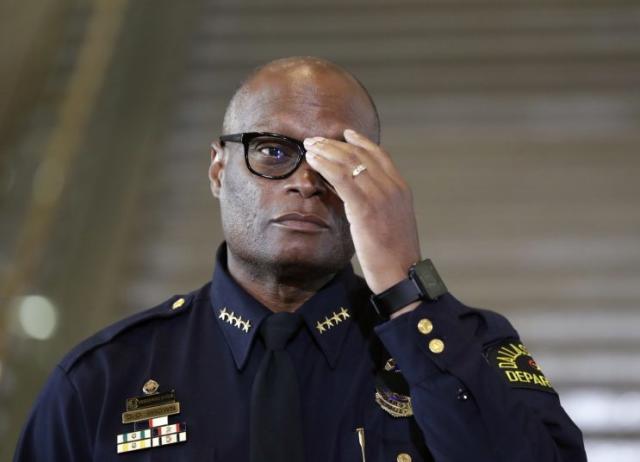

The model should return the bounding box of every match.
[219,307,230,321]
[218,307,252,333]
[315,307,351,334]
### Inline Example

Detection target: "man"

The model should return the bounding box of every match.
[14,57,586,461]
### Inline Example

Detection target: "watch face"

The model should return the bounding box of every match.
[412,259,448,300]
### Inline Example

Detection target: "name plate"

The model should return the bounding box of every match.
[122,402,180,424]
[126,390,176,411]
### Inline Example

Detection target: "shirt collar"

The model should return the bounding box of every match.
[209,244,359,370]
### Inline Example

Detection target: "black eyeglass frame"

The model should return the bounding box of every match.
[219,132,307,180]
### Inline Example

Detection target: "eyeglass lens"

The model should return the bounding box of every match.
[247,135,303,177]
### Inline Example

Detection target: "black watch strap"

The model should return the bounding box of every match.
[370,278,422,319]
[370,258,448,319]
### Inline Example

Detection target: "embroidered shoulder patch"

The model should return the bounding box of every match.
[487,341,556,394]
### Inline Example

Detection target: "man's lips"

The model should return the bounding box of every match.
[271,212,330,231]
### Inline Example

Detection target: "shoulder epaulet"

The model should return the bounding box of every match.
[59,291,196,373]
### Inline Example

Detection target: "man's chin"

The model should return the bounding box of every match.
[271,248,333,270]
[265,241,352,277]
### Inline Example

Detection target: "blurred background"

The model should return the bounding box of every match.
[1,0,639,460]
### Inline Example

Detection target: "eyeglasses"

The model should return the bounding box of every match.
[219,132,307,179]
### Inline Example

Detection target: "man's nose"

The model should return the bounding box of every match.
[283,160,327,198]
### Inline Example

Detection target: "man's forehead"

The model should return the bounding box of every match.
[233,70,375,138]
[248,113,352,142]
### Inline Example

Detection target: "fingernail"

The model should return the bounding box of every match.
[344,129,357,137]
[304,137,323,147]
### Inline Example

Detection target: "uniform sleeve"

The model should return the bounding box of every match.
[374,294,587,462]
[13,365,93,462]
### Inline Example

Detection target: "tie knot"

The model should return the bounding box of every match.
[259,312,303,350]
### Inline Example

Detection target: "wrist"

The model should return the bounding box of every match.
[389,301,421,319]
[368,269,410,295]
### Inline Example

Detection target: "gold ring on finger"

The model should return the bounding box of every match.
[352,164,367,178]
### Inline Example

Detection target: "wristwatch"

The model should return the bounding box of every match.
[370,258,448,319]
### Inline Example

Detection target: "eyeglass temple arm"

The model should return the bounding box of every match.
[219,134,244,146]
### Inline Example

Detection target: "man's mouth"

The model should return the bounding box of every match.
[270,212,330,232]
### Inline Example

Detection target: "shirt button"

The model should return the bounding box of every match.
[417,318,433,335]
[397,453,412,462]
[172,298,185,310]
[428,338,445,354]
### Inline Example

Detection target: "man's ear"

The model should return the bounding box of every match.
[209,141,225,198]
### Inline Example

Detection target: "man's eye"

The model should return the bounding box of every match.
[259,146,286,158]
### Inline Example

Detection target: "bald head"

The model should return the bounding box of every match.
[222,57,380,143]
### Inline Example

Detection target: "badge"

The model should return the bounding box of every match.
[375,388,413,418]
[375,357,413,418]
[116,380,188,454]
[487,340,556,394]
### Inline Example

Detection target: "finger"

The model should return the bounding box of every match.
[343,128,379,151]
[304,137,384,176]
[343,128,397,173]
[344,128,407,188]
[304,136,404,202]
[304,138,388,195]
[304,137,364,167]
[305,150,369,203]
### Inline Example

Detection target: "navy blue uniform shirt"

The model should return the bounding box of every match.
[14,245,586,461]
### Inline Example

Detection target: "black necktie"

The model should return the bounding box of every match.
[250,312,305,462]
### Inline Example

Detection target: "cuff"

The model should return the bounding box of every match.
[374,293,481,385]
